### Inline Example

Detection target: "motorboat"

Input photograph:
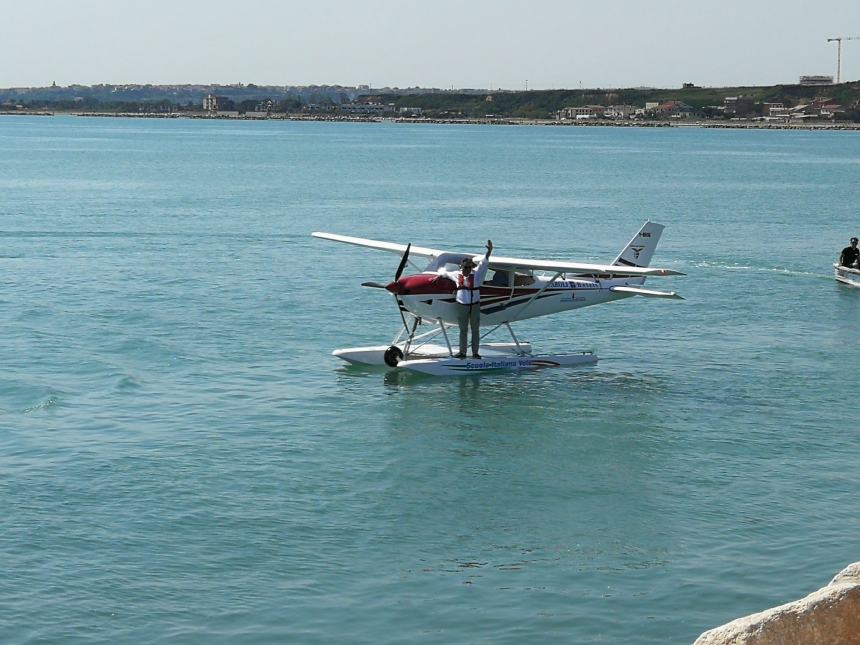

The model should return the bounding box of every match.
[834,263,860,288]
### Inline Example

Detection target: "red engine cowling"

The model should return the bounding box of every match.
[386,274,455,295]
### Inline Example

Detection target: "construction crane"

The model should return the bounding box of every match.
[826,36,860,84]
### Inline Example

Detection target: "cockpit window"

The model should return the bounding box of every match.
[487,269,510,286]
[513,272,535,286]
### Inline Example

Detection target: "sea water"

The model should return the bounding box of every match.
[1,116,859,644]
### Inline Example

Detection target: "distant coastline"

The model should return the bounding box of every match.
[3,81,860,128]
[3,111,859,131]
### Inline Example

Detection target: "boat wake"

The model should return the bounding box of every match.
[688,260,827,279]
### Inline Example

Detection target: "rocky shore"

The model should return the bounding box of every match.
[3,111,860,131]
[695,562,860,644]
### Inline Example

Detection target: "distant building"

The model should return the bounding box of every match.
[557,105,606,119]
[398,107,423,116]
[808,97,842,118]
[682,82,699,89]
[657,100,694,117]
[202,94,235,112]
[341,102,395,115]
[303,104,338,114]
[724,95,754,116]
[799,75,833,86]
[605,105,637,119]
[255,99,274,113]
[783,102,842,120]
[762,102,788,117]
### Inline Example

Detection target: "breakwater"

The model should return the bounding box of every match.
[3,110,860,130]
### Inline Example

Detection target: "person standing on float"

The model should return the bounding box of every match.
[440,240,493,359]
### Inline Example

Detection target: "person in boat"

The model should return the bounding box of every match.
[839,237,859,268]
[440,240,493,359]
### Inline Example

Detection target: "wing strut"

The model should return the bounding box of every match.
[504,322,526,355]
[507,271,563,323]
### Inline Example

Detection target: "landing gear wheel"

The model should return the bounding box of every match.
[383,345,404,367]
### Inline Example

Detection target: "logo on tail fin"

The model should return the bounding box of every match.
[630,245,645,259]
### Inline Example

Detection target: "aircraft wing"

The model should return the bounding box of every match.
[311,232,442,259]
[488,255,684,277]
[312,232,683,277]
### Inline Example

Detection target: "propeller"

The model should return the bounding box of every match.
[392,243,412,333]
[394,243,411,281]
[362,243,411,290]
[376,242,412,333]
[357,244,417,362]
[358,244,414,332]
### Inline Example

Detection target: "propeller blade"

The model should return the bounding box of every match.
[394,243,411,282]
[360,281,388,289]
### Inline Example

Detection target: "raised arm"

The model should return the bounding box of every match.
[473,240,494,285]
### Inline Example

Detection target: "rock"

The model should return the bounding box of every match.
[694,562,860,645]
[829,562,860,587]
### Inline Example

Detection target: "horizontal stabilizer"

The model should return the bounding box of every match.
[610,286,684,299]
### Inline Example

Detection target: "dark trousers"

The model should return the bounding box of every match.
[456,304,480,355]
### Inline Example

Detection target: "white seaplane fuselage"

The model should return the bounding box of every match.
[395,265,644,327]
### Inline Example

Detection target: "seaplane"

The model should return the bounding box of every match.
[312,221,684,376]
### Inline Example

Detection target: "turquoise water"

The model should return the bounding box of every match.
[1,116,859,644]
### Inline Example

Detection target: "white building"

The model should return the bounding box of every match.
[762,102,788,117]
[341,103,395,115]
[605,105,637,119]
[799,75,834,86]
[557,105,606,120]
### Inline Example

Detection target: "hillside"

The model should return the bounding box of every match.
[386,83,860,119]
[2,82,860,120]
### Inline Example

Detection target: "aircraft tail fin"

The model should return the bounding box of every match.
[611,221,665,269]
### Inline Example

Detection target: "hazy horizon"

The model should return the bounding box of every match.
[2,0,860,89]
[1,80,840,92]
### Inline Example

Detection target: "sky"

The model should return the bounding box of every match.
[2,0,860,89]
